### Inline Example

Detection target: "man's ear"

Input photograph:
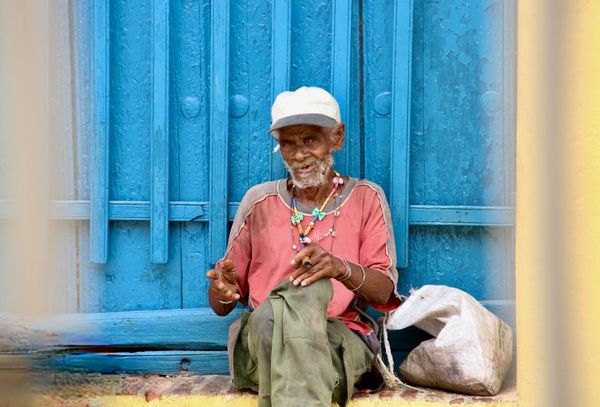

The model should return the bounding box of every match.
[331,124,345,151]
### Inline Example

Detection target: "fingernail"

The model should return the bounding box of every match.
[290,260,295,265]
[289,276,294,281]
[301,281,307,287]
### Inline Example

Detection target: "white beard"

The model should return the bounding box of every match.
[285,153,334,189]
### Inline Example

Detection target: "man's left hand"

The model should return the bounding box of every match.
[289,245,346,287]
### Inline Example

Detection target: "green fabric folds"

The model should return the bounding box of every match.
[232,279,373,407]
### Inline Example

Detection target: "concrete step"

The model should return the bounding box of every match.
[20,373,517,406]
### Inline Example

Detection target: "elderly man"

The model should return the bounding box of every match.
[207,86,401,407]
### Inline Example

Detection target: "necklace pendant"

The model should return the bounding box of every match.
[291,213,304,224]
[311,207,326,221]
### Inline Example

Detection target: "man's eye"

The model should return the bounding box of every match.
[307,137,318,144]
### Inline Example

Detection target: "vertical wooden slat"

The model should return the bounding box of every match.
[90,0,110,264]
[503,0,517,297]
[390,0,413,268]
[151,0,169,264]
[209,1,230,264]
[331,0,359,177]
[270,0,291,180]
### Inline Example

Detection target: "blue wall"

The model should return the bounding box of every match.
[3,0,515,322]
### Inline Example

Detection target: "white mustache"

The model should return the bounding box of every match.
[289,158,320,170]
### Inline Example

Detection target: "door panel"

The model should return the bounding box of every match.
[0,1,515,348]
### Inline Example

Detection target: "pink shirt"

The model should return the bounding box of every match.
[220,178,401,334]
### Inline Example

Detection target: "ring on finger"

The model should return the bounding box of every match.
[302,256,313,269]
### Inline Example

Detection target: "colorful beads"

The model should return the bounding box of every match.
[291,171,342,249]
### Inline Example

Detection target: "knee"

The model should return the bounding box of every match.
[247,301,274,349]
[296,277,333,306]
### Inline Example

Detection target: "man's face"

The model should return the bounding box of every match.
[277,124,341,189]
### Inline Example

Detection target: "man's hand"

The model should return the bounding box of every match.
[289,244,346,287]
[206,259,240,303]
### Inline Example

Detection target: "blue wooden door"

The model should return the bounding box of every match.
[0,0,514,373]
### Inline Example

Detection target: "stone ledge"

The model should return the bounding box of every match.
[24,373,517,406]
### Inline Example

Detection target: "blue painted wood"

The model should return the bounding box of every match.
[170,1,211,309]
[151,0,169,264]
[229,1,273,203]
[363,0,394,194]
[503,0,517,301]
[290,0,332,90]
[41,200,514,227]
[402,1,515,303]
[403,225,513,301]
[389,0,414,268]
[50,0,516,328]
[209,1,230,264]
[100,1,181,312]
[331,0,359,178]
[28,308,241,349]
[34,351,229,375]
[408,206,514,226]
[270,0,291,181]
[503,0,516,209]
[410,0,508,207]
[90,0,110,264]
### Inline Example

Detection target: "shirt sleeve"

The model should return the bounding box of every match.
[358,183,402,312]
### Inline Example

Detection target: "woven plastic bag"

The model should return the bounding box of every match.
[386,285,513,396]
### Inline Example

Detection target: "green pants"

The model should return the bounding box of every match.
[232,279,374,407]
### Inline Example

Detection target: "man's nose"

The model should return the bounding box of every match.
[293,147,309,162]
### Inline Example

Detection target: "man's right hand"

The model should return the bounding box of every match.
[206,259,240,303]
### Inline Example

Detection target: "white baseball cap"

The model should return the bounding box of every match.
[269,86,341,134]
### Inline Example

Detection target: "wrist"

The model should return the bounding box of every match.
[335,258,352,281]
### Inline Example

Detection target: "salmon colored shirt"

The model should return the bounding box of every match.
[221,177,401,334]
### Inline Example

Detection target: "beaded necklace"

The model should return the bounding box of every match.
[290,170,344,250]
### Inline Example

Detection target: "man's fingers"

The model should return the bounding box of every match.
[219,260,238,283]
[221,258,235,267]
[289,262,311,281]
[210,279,239,301]
[221,259,236,272]
[298,266,327,287]
[292,263,325,286]
[290,245,318,267]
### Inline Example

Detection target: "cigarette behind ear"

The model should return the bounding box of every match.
[273,144,280,153]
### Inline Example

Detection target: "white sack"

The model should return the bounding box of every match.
[386,285,513,396]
